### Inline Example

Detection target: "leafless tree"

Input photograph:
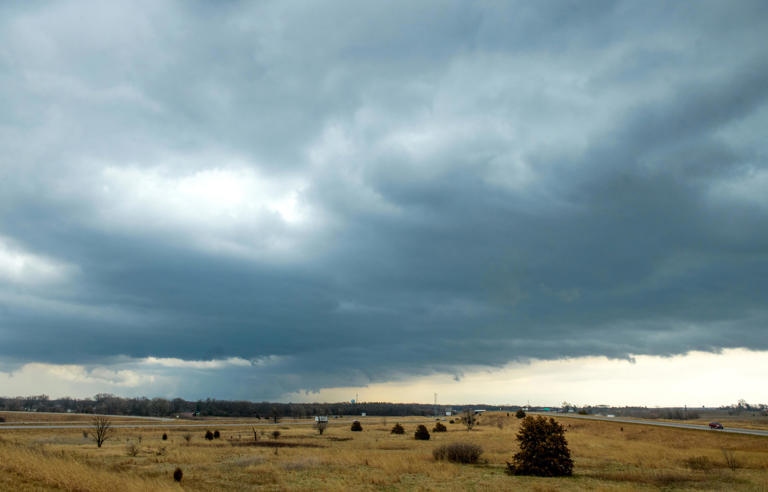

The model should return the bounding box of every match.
[462,409,476,431]
[92,416,113,448]
[316,421,328,435]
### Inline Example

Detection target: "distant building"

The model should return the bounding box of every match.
[315,416,328,422]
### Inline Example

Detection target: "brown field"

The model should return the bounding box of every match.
[2,411,768,491]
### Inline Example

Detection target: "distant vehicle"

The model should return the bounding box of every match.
[709,422,724,429]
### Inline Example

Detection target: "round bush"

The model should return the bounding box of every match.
[433,422,447,432]
[213,430,220,439]
[161,433,168,441]
[351,420,363,432]
[506,416,573,477]
[204,430,214,440]
[173,467,183,482]
[414,424,430,440]
[391,423,405,434]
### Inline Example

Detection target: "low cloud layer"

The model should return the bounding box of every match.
[1,1,767,399]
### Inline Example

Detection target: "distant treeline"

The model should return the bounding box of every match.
[0,394,516,418]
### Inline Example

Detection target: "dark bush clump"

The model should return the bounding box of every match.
[684,456,713,471]
[213,430,221,439]
[515,409,526,419]
[351,420,363,432]
[391,423,405,434]
[173,467,183,482]
[506,416,573,477]
[0,417,5,422]
[161,433,168,441]
[433,442,483,463]
[271,430,281,440]
[414,424,430,440]
[205,430,214,440]
[449,419,455,424]
[433,422,447,432]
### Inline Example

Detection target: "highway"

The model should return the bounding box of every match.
[532,412,768,437]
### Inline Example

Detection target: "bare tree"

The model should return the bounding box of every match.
[271,407,281,424]
[316,421,328,435]
[92,416,113,448]
[462,409,476,431]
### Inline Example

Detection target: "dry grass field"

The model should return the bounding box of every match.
[2,411,768,491]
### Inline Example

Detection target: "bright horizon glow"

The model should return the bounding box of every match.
[282,348,768,408]
[1,349,765,408]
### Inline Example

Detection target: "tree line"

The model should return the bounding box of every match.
[0,394,514,418]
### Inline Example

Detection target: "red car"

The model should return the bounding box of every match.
[709,422,724,429]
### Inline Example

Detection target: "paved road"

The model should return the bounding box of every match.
[531,412,768,437]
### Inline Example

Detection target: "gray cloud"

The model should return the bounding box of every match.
[1,0,767,399]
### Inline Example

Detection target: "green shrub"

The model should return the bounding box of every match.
[433,422,447,432]
[414,424,430,440]
[433,442,483,463]
[391,423,405,434]
[213,430,221,439]
[173,467,183,482]
[351,421,363,432]
[161,433,168,441]
[506,416,573,477]
[205,430,214,440]
[515,409,526,419]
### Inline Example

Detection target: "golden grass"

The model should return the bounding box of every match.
[1,412,767,490]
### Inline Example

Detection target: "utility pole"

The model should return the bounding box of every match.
[434,393,438,417]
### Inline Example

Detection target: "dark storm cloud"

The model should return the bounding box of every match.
[1,0,767,398]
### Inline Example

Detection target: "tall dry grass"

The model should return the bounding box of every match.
[0,412,767,490]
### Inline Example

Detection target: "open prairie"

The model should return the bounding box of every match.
[1,411,767,491]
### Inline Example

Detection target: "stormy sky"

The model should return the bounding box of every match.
[1,1,767,404]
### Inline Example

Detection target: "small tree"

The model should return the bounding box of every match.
[173,467,183,482]
[205,430,214,440]
[92,416,113,448]
[351,420,363,432]
[462,409,476,431]
[515,409,526,419]
[271,430,281,440]
[391,423,405,434]
[213,430,221,439]
[162,432,168,441]
[433,422,447,432]
[316,421,328,435]
[414,424,430,440]
[506,416,573,477]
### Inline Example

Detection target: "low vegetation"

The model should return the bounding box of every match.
[433,442,483,463]
[1,410,767,490]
